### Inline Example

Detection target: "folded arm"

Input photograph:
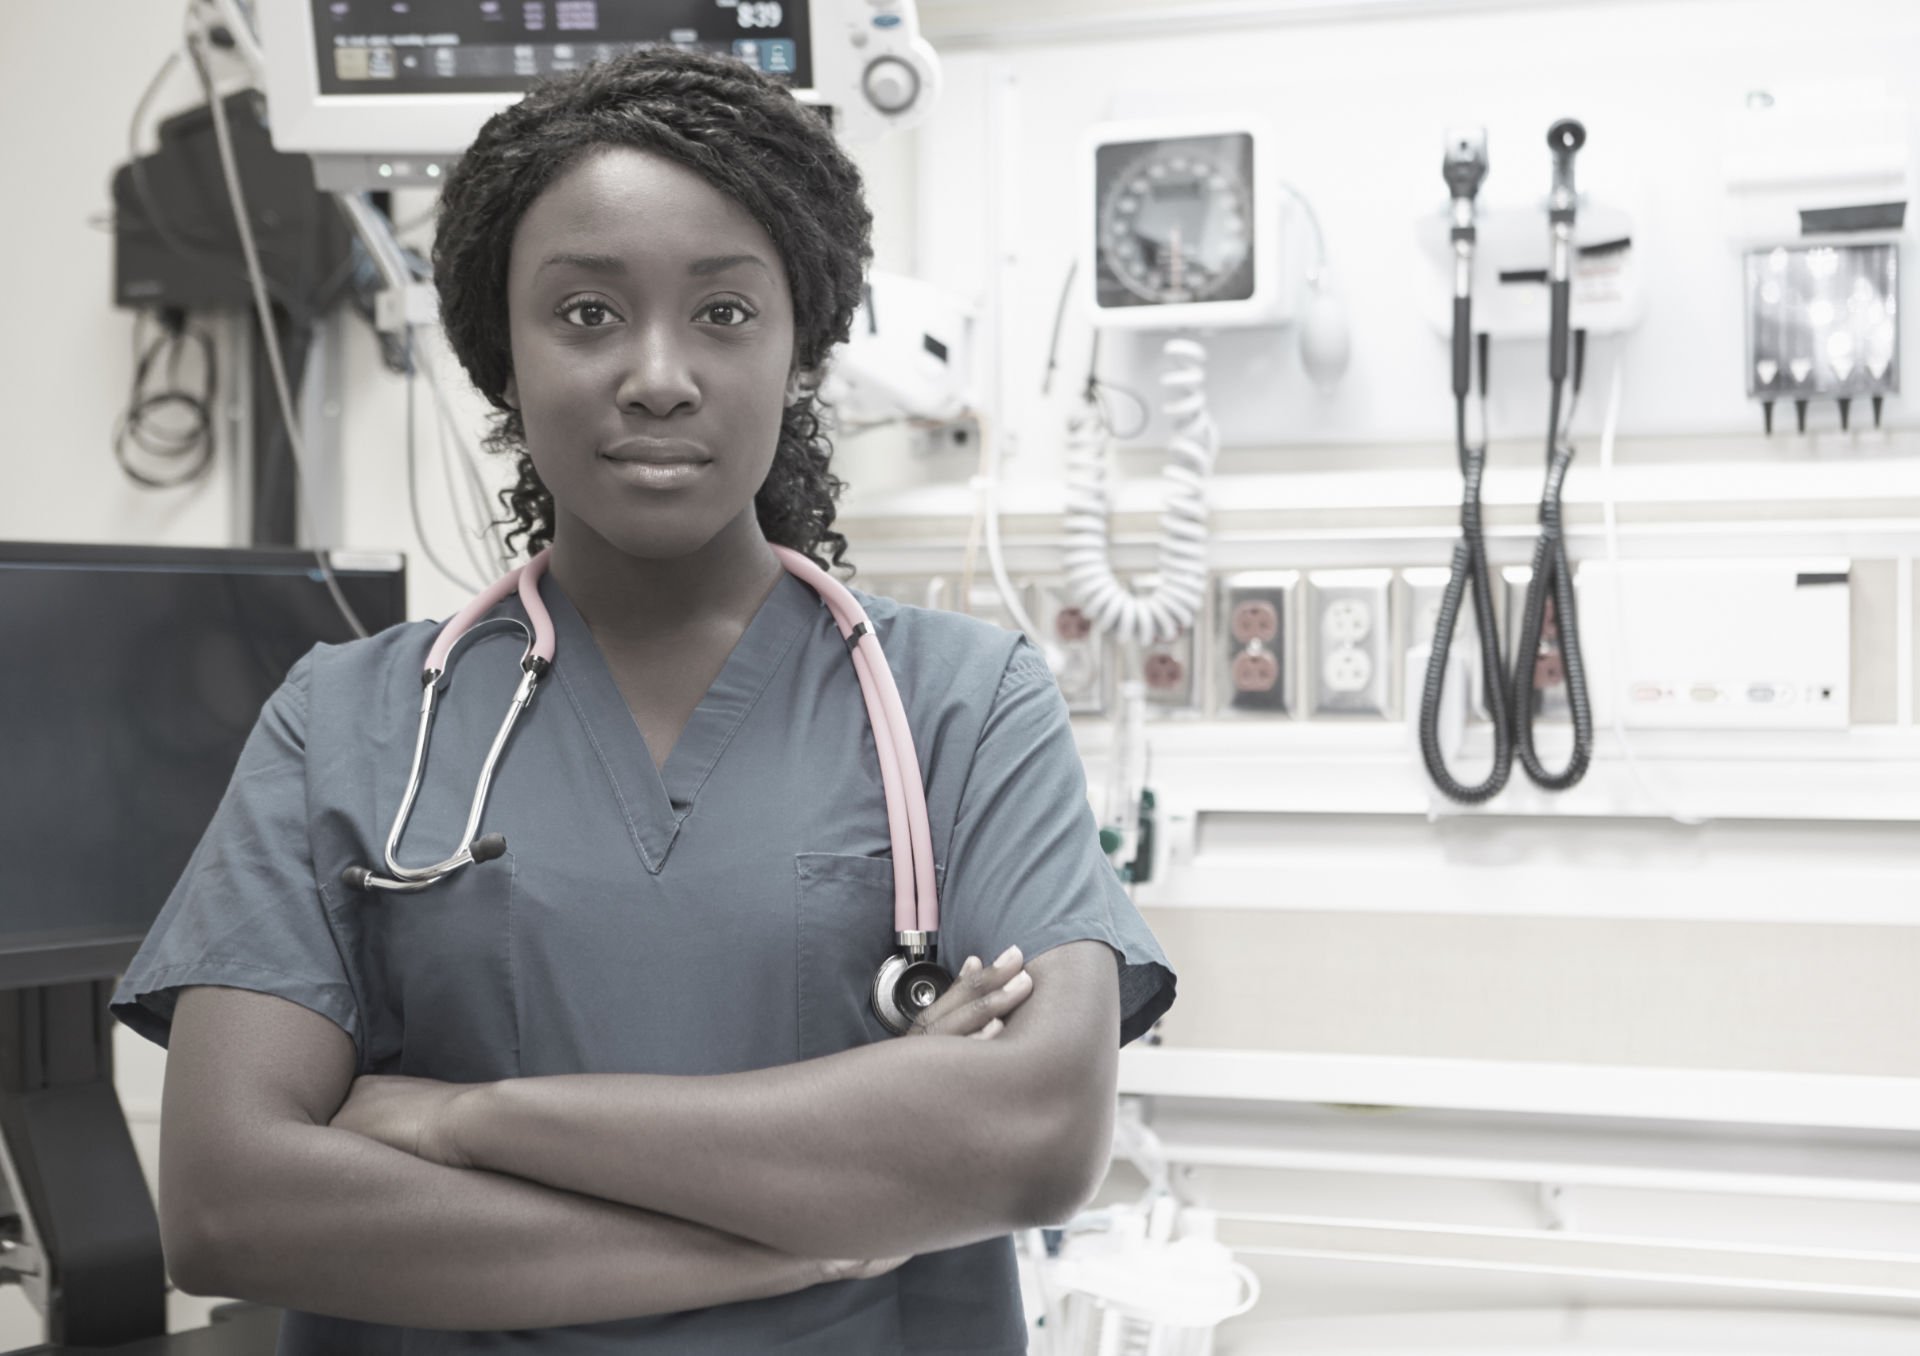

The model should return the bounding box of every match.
[443,940,1120,1258]
[160,985,837,1329]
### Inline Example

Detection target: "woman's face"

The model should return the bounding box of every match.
[503,145,796,562]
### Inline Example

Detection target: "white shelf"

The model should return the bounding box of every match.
[1136,1100,1920,1205]
[1117,1048,1920,1133]
[840,449,1920,527]
[1068,723,1920,825]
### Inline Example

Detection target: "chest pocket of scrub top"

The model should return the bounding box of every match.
[342,849,521,1082]
[794,853,944,1063]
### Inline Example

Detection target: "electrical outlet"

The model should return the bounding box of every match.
[1503,565,1569,720]
[1401,567,1499,721]
[1034,583,1108,714]
[1131,575,1201,713]
[1307,569,1394,717]
[1217,572,1294,715]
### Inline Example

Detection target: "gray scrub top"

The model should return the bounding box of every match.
[112,566,1176,1355]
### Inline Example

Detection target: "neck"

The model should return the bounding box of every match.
[545,508,784,644]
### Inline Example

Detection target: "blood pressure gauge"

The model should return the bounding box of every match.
[1098,141,1254,306]
[1084,118,1290,330]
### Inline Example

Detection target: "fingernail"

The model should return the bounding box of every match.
[982,1018,1004,1037]
[961,956,980,977]
[994,945,1021,968]
[1007,970,1034,995]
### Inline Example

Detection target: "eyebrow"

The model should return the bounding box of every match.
[535,251,772,278]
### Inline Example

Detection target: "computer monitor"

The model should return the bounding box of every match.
[256,0,941,190]
[0,543,407,989]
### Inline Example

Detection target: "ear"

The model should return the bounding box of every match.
[503,373,519,411]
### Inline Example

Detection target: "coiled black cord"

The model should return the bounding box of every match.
[1420,327,1514,803]
[1509,368,1594,789]
[113,311,218,489]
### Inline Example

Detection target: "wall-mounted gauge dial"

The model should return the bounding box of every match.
[1093,131,1257,313]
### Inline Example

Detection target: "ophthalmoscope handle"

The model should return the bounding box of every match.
[1444,127,1489,402]
[1546,118,1586,385]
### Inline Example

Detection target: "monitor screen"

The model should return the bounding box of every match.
[311,0,812,98]
[0,544,407,987]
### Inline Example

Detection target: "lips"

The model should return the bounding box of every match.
[600,438,711,467]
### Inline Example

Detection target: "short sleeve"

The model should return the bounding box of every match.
[110,651,361,1055]
[939,641,1175,1046]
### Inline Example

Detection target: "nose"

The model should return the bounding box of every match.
[613,323,699,419]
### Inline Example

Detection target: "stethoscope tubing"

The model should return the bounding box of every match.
[771,545,938,938]
[359,544,940,941]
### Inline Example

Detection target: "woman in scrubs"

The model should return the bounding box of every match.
[113,45,1174,1354]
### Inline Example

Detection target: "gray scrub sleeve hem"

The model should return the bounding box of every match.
[938,639,1178,1053]
[1008,926,1175,1048]
[109,651,367,1064]
[110,959,359,1053]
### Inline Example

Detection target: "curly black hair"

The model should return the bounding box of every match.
[432,45,873,571]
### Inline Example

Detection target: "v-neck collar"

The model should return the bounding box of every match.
[535,566,819,874]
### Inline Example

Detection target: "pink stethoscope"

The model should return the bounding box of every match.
[340,544,953,1036]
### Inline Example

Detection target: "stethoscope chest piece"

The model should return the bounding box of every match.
[872,951,954,1036]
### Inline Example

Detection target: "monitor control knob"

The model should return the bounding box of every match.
[863,57,919,114]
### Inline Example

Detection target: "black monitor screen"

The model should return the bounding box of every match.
[312,0,813,96]
[0,544,406,986]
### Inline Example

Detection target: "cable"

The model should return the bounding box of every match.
[431,374,507,582]
[1041,258,1077,399]
[1061,335,1216,647]
[402,328,488,592]
[1418,338,1514,803]
[1039,259,1150,437]
[413,328,514,573]
[113,310,219,489]
[971,406,1043,642]
[1275,180,1327,285]
[185,14,368,639]
[1509,391,1592,789]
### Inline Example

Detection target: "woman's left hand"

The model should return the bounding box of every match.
[330,1074,478,1169]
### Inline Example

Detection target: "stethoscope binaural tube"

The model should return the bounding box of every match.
[341,545,952,1037]
[342,553,556,894]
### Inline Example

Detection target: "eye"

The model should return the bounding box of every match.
[557,297,621,328]
[700,297,758,328]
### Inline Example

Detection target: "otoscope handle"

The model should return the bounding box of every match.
[1453,298,1472,400]
[1549,281,1571,384]
[1545,119,1585,384]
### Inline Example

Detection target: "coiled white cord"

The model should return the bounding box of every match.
[1062,336,1218,646]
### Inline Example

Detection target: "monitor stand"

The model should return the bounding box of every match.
[0,980,166,1346]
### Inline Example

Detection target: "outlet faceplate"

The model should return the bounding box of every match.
[1401,566,1499,721]
[1217,571,1295,716]
[1131,575,1202,713]
[1034,582,1108,714]
[1307,569,1394,717]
